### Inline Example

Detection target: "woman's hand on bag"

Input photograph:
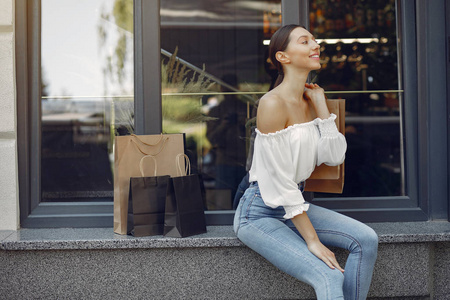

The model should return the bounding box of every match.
[307,240,345,273]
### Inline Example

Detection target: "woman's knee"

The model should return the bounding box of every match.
[362,226,378,248]
[352,225,379,255]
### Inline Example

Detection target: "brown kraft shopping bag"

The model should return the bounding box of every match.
[114,133,184,235]
[305,99,345,193]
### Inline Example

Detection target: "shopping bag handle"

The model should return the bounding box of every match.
[131,133,163,146]
[139,155,158,177]
[176,153,190,176]
[131,135,169,156]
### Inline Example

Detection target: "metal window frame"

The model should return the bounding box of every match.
[416,0,449,220]
[447,0,450,222]
[134,0,162,135]
[16,0,447,228]
[16,0,30,223]
[16,0,42,225]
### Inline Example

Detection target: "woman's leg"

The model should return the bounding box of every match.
[286,203,378,300]
[234,185,345,299]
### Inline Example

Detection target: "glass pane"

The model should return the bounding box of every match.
[41,0,134,202]
[309,0,403,197]
[161,0,281,210]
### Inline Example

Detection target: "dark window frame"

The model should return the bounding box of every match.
[447,0,450,222]
[16,0,447,228]
[416,0,449,221]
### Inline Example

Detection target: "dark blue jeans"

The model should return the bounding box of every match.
[233,173,250,209]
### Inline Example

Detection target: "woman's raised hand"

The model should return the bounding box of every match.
[303,83,326,104]
[303,83,330,119]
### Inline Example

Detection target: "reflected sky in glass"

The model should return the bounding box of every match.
[41,0,133,97]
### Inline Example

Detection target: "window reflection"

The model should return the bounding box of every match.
[41,0,134,202]
[161,0,281,210]
[205,74,248,204]
[309,0,403,197]
[162,0,403,206]
[38,0,403,208]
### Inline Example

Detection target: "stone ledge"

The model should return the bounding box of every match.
[1,221,450,251]
[1,223,449,299]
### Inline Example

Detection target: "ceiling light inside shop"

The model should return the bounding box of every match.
[316,38,380,44]
[263,37,382,46]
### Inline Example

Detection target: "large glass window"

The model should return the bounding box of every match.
[40,0,133,202]
[309,0,403,197]
[160,0,281,211]
[19,0,431,227]
[160,0,403,208]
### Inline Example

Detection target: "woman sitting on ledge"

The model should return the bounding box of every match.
[233,24,379,300]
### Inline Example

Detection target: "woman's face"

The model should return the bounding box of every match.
[281,27,321,71]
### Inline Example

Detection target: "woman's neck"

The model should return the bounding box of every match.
[277,69,309,102]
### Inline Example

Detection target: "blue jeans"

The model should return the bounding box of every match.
[234,182,378,300]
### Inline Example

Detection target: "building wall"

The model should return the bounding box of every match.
[0,0,19,230]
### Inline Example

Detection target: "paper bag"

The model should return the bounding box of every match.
[114,133,184,235]
[305,99,345,193]
[164,154,207,238]
[127,155,169,237]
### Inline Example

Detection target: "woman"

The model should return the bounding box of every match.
[233,25,378,300]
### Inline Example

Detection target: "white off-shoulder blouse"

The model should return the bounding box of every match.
[248,113,347,219]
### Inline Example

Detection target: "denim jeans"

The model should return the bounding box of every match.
[233,173,250,210]
[234,182,378,300]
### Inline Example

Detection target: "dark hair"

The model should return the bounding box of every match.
[268,24,306,88]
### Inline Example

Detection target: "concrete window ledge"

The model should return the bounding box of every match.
[0,222,449,250]
[0,221,450,250]
[1,222,449,300]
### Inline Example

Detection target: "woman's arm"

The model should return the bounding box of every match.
[298,83,345,271]
[291,213,345,272]
[304,83,347,166]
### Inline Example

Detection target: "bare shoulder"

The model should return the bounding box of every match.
[257,93,288,134]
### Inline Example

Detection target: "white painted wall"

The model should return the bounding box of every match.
[0,0,19,230]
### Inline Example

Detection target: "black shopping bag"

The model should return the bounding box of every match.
[127,155,170,237]
[164,154,207,238]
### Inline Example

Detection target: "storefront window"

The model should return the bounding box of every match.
[38,0,401,205]
[41,0,133,202]
[161,0,281,210]
[309,0,403,197]
[19,0,435,226]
